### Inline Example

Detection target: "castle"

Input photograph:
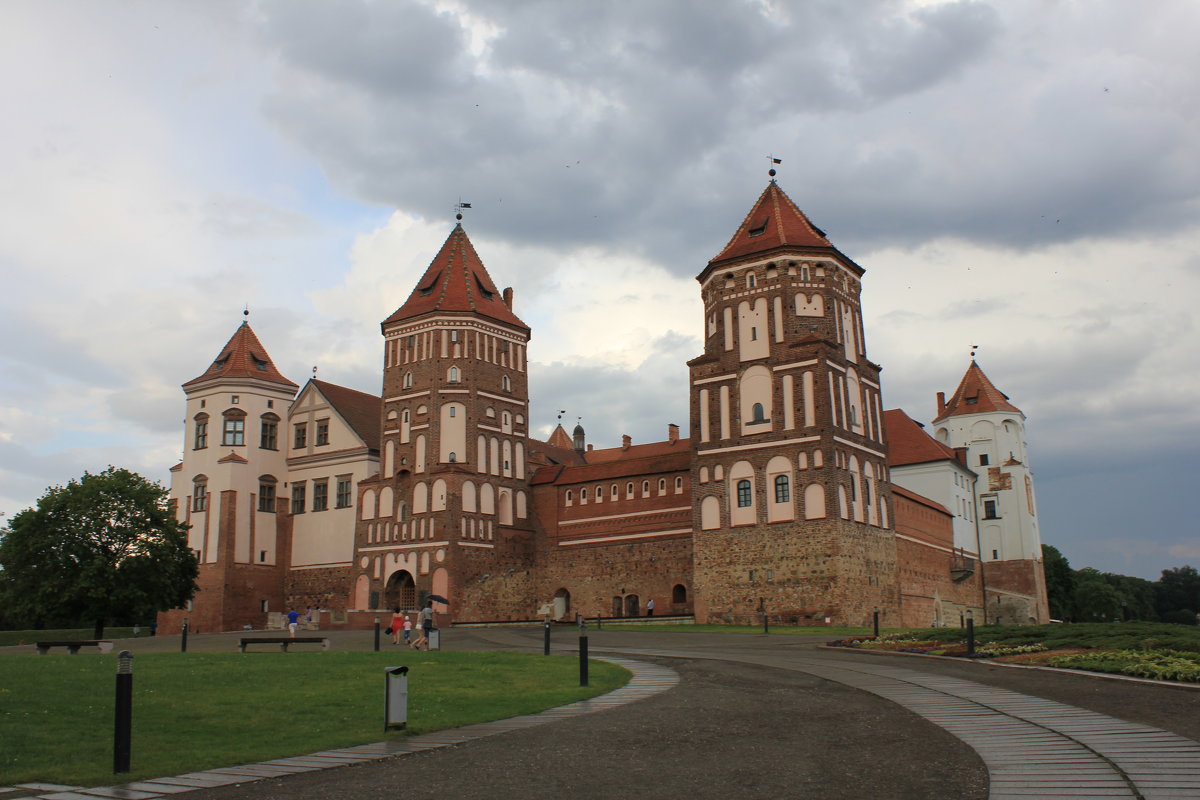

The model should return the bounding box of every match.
[160,181,1049,633]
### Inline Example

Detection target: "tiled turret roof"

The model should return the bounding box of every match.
[709,181,834,265]
[312,379,382,453]
[383,224,528,331]
[183,322,298,390]
[934,361,1021,422]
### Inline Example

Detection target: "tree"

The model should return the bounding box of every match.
[1041,544,1075,620]
[1072,568,1124,622]
[0,467,198,637]
[1156,566,1200,622]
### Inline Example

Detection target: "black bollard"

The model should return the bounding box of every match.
[762,611,769,635]
[373,617,381,652]
[873,610,880,638]
[113,651,134,774]
[966,617,976,657]
[180,620,188,653]
[543,621,551,656]
[579,634,589,686]
[596,615,601,630]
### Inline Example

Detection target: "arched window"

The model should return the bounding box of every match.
[751,403,766,423]
[675,476,684,493]
[258,475,277,512]
[737,479,752,508]
[192,475,209,512]
[580,488,588,502]
[222,409,246,446]
[641,480,650,497]
[565,489,573,506]
[448,366,460,383]
[403,372,413,389]
[502,375,511,392]
[626,482,634,498]
[658,478,666,494]
[448,452,457,463]
[259,413,279,450]
[672,584,687,604]
[774,475,790,504]
[193,413,209,450]
[611,484,619,498]
[596,485,604,501]
[398,502,408,521]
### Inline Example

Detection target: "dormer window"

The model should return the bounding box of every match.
[748,217,769,237]
[418,270,441,296]
[252,355,269,371]
[474,274,494,300]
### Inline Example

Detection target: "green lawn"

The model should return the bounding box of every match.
[0,628,137,647]
[604,623,875,637]
[0,651,628,787]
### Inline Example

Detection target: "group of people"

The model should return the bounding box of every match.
[391,601,435,650]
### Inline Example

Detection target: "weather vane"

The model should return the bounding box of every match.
[767,155,782,179]
[312,365,319,379]
[243,304,249,323]
[454,200,473,221]
[557,410,566,422]
[970,344,979,359]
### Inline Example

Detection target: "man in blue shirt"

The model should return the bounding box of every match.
[287,609,300,638]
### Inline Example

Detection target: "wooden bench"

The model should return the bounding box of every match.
[36,640,114,655]
[238,637,330,653]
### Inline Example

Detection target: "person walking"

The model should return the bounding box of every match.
[412,600,434,650]
[402,615,413,645]
[287,608,300,638]
[390,608,404,645]
[646,598,655,617]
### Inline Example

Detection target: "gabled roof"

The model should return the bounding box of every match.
[382,224,528,331]
[883,409,960,467]
[707,181,844,268]
[583,438,693,464]
[183,321,298,389]
[540,448,692,486]
[311,379,382,453]
[934,361,1021,422]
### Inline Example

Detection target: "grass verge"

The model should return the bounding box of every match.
[605,623,874,637]
[0,628,136,647]
[0,651,628,787]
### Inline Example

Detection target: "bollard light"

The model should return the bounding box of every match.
[966,610,976,657]
[181,618,188,653]
[873,608,880,638]
[113,650,134,774]
[374,616,381,652]
[579,633,589,687]
[385,666,409,730]
[543,620,551,656]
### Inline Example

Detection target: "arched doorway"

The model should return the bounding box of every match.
[624,594,640,617]
[384,570,417,611]
[612,596,623,618]
[552,588,570,621]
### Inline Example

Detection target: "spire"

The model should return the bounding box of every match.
[183,321,298,389]
[933,361,1021,422]
[708,181,835,266]
[383,224,528,331]
[547,424,573,450]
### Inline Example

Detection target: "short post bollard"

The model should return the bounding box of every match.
[113,650,134,774]
[385,666,409,731]
[543,620,551,656]
[762,612,769,635]
[966,616,976,657]
[579,629,589,687]
[374,616,381,652]
[873,609,880,638]
[595,614,602,630]
[180,619,188,653]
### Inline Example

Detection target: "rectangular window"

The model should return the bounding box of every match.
[336,477,352,509]
[258,481,276,512]
[979,454,990,466]
[316,419,330,446]
[983,499,999,519]
[259,550,267,563]
[193,484,208,512]
[774,476,790,504]
[260,420,278,450]
[313,481,329,512]
[449,330,459,342]
[294,423,307,449]
[194,421,208,450]
[291,484,306,514]
[222,417,245,446]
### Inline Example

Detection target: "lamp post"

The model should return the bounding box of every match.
[373,616,381,652]
[966,609,976,657]
[113,651,134,774]
[873,607,880,638]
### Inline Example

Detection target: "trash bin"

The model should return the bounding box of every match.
[427,628,440,650]
[385,666,409,730]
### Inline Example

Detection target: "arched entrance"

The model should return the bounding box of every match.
[552,588,570,621]
[624,594,640,617]
[384,570,417,611]
[612,596,623,618]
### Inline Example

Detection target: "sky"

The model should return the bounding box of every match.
[1,0,1197,580]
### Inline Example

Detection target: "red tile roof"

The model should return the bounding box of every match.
[382,224,528,331]
[583,438,693,464]
[891,484,953,517]
[934,361,1021,422]
[183,322,298,389]
[217,451,249,464]
[546,449,692,485]
[709,181,834,265]
[312,379,382,453]
[546,424,574,450]
[883,408,959,467]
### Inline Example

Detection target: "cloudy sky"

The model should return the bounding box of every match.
[2,0,1197,580]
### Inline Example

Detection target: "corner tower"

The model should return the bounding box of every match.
[933,362,1050,623]
[350,224,535,622]
[688,182,899,625]
[161,319,299,633]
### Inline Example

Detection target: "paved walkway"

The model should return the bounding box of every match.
[5,628,1200,799]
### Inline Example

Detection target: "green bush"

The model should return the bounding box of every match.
[1048,649,1200,682]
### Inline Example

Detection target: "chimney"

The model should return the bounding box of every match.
[668,423,679,444]
[954,447,969,467]
[503,287,514,310]
[587,444,593,452]
[936,391,946,417]
[621,434,631,450]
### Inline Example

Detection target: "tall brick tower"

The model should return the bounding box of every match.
[161,319,299,633]
[933,362,1050,623]
[350,224,537,623]
[688,181,899,625]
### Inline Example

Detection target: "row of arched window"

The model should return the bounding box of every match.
[193,410,282,450]
[563,475,685,507]
[385,328,524,372]
[362,481,528,526]
[399,368,513,393]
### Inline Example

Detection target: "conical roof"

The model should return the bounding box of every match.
[933,361,1021,422]
[183,321,297,389]
[546,424,573,450]
[383,224,528,331]
[709,181,836,266]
